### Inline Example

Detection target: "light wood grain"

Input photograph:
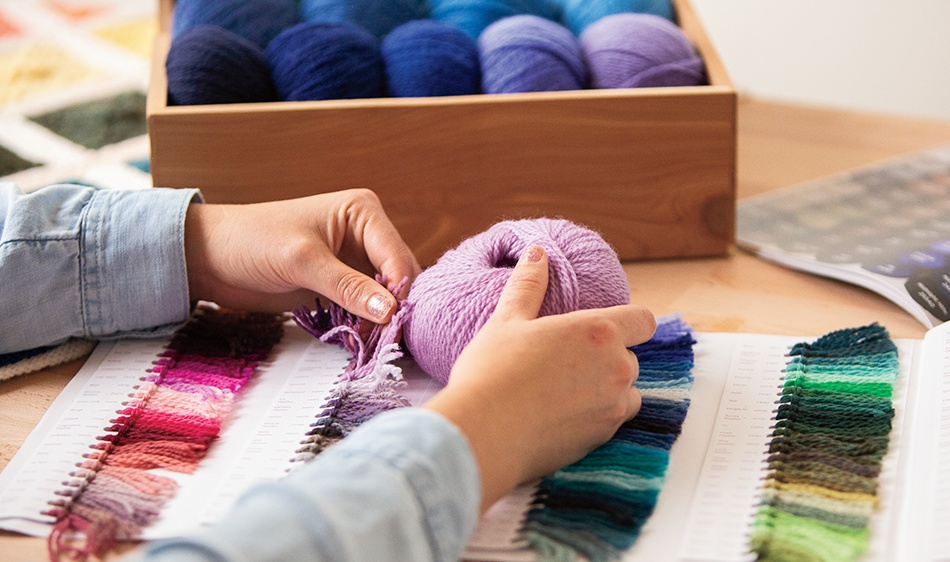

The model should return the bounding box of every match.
[4,99,950,558]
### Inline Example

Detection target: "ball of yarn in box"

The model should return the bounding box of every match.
[404,218,630,385]
[166,25,276,106]
[560,0,673,35]
[266,21,385,101]
[172,0,298,48]
[479,15,586,94]
[382,20,481,97]
[580,13,705,88]
[299,0,426,39]
[429,0,561,39]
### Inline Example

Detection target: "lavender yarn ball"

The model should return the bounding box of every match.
[166,25,276,106]
[299,0,426,39]
[382,20,482,97]
[580,13,705,89]
[266,21,385,101]
[429,0,561,39]
[479,15,587,94]
[560,0,673,35]
[404,218,630,385]
[172,0,298,48]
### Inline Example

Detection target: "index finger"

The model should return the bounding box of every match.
[572,304,657,348]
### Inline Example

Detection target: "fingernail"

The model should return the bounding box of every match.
[367,293,394,320]
[521,244,544,264]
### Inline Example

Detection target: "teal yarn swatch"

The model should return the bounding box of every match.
[750,324,898,562]
[521,315,695,561]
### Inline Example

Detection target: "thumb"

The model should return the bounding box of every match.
[491,244,549,323]
[317,260,398,323]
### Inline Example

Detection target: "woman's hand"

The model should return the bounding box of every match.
[184,188,421,323]
[422,244,656,511]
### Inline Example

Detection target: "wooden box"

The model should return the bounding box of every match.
[147,0,736,266]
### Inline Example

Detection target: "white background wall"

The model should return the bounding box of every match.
[690,1,950,122]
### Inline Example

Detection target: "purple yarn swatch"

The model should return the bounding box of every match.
[479,15,587,94]
[404,218,630,384]
[580,13,706,89]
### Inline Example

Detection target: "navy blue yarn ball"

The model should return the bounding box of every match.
[299,0,427,39]
[172,0,298,48]
[266,21,385,101]
[479,15,586,94]
[429,0,561,39]
[166,25,276,106]
[560,0,674,35]
[382,20,481,97]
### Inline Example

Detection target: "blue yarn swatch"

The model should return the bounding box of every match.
[166,25,276,106]
[172,0,298,48]
[299,0,426,39]
[522,315,696,561]
[429,0,561,39]
[382,20,481,97]
[479,15,587,94]
[560,0,674,35]
[266,21,385,102]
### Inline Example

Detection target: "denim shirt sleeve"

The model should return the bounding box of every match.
[129,408,482,562]
[0,183,201,354]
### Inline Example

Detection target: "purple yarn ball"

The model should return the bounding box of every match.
[479,15,587,94]
[404,218,630,385]
[166,25,276,106]
[579,13,705,89]
[266,21,385,101]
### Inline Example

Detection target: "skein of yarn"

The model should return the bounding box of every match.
[580,13,706,89]
[429,0,561,39]
[404,218,630,385]
[479,15,587,94]
[382,20,481,97]
[166,25,276,106]
[299,0,426,39]
[266,21,385,101]
[559,0,673,35]
[172,0,298,48]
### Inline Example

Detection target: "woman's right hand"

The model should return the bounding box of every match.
[422,244,656,512]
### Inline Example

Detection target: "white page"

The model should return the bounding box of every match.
[895,320,950,562]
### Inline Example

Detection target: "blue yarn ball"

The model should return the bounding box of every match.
[479,15,586,94]
[299,0,427,39]
[266,21,385,101]
[166,25,276,106]
[382,20,481,97]
[561,0,673,35]
[429,0,561,39]
[580,13,705,89]
[172,0,298,48]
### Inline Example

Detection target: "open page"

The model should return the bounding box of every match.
[737,144,950,329]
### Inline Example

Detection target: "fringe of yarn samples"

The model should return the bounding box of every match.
[750,324,899,562]
[522,315,695,561]
[46,306,284,561]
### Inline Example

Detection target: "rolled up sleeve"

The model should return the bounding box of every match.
[0,183,201,353]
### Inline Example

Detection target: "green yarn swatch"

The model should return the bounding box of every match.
[750,324,898,562]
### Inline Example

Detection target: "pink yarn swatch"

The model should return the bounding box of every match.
[46,306,283,561]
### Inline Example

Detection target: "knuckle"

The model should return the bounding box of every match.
[584,317,618,347]
[334,270,368,306]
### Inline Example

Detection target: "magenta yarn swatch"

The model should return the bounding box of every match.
[46,306,283,561]
[403,218,630,384]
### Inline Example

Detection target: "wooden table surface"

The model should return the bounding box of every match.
[3,98,950,560]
